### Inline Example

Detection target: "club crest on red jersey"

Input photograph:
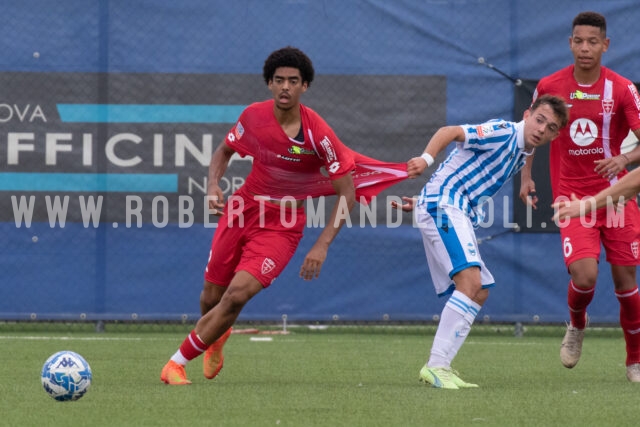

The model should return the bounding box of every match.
[602,99,614,115]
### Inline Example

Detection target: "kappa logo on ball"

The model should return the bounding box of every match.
[261,257,276,274]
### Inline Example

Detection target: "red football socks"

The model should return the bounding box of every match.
[567,280,594,329]
[178,330,207,361]
[616,286,640,365]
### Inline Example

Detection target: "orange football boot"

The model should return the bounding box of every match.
[203,327,232,379]
[161,360,192,385]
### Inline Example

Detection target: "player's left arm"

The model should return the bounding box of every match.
[593,146,633,181]
[299,173,355,281]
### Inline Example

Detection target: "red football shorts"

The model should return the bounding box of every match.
[204,188,305,287]
[558,199,640,267]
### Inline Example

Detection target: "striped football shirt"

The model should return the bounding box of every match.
[417,119,532,225]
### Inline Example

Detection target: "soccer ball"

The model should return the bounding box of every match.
[41,351,92,401]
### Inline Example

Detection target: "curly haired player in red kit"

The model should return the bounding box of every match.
[161,46,407,385]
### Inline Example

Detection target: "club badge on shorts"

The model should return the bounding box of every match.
[262,258,276,275]
[631,241,639,259]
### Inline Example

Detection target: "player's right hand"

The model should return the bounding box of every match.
[519,178,538,209]
[551,193,584,222]
[300,244,327,281]
[207,185,225,215]
[406,157,428,178]
[390,196,417,212]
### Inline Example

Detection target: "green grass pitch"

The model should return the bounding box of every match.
[0,324,638,427]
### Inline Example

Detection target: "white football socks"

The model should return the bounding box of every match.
[427,290,481,368]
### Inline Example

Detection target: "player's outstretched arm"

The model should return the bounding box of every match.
[299,173,355,281]
[407,126,464,178]
[552,166,640,221]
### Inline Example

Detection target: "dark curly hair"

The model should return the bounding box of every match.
[262,46,315,87]
[572,11,606,36]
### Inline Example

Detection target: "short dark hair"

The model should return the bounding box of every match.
[531,94,569,129]
[572,11,606,36]
[262,46,315,86]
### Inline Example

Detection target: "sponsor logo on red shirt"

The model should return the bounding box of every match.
[320,136,336,162]
[569,118,598,147]
[570,90,600,100]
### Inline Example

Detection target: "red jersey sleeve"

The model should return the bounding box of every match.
[622,82,640,132]
[224,106,255,158]
[302,105,355,179]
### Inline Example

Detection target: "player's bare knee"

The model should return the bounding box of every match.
[201,281,226,306]
[570,272,597,289]
[219,287,254,314]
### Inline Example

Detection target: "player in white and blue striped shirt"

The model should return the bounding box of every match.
[394,94,568,389]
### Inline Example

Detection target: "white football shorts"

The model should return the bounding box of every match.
[415,203,495,296]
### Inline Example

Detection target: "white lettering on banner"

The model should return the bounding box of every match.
[106,133,143,167]
[0,104,47,123]
[46,133,73,165]
[11,195,35,228]
[7,133,35,164]
[179,195,194,228]
[152,196,169,228]
[187,176,246,195]
[360,196,377,227]
[79,195,103,227]
[3,132,223,167]
[175,134,212,166]
[45,195,69,228]
[385,195,403,228]
[126,196,143,228]
[305,195,325,228]
[15,194,625,231]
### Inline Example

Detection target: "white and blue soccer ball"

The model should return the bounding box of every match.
[41,350,92,401]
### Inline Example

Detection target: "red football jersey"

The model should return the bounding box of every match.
[225,100,355,200]
[533,65,640,199]
[225,99,407,202]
